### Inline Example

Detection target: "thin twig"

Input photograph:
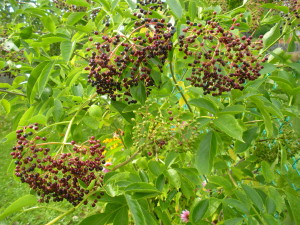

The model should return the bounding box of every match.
[45,189,99,225]
[258,137,284,142]
[244,120,263,124]
[111,149,141,171]
[62,93,98,144]
[0,89,26,97]
[227,170,238,187]
[169,61,193,113]
[73,53,89,62]
[112,123,126,149]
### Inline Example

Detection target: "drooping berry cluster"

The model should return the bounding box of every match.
[11,124,106,206]
[180,19,265,95]
[86,14,174,103]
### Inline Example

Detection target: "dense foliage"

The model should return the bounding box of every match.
[0,0,299,224]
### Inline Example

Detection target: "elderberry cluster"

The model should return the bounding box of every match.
[11,124,106,206]
[86,13,174,103]
[180,19,265,95]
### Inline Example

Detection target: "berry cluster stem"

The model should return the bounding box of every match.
[45,189,99,225]
[169,61,193,113]
[109,24,146,58]
[112,148,141,171]
[62,93,98,145]
[0,88,26,97]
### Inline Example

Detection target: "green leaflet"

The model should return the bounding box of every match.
[195,132,217,174]
[213,114,244,142]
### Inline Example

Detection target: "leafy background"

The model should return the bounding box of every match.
[0,0,299,224]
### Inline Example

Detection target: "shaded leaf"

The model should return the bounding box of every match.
[125,195,158,225]
[195,132,217,174]
[213,115,244,142]
[190,98,218,114]
[0,99,11,114]
[111,101,135,123]
[208,176,233,193]
[234,127,258,153]
[223,199,249,214]
[41,16,56,33]
[125,182,160,194]
[286,191,300,225]
[261,161,274,183]
[241,184,264,211]
[262,23,280,50]
[224,217,244,225]
[155,174,165,192]
[27,61,54,103]
[154,207,172,225]
[166,168,181,189]
[219,105,246,114]
[148,160,163,176]
[130,82,146,105]
[191,199,209,223]
[113,207,128,225]
[53,99,63,122]
[60,41,75,62]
